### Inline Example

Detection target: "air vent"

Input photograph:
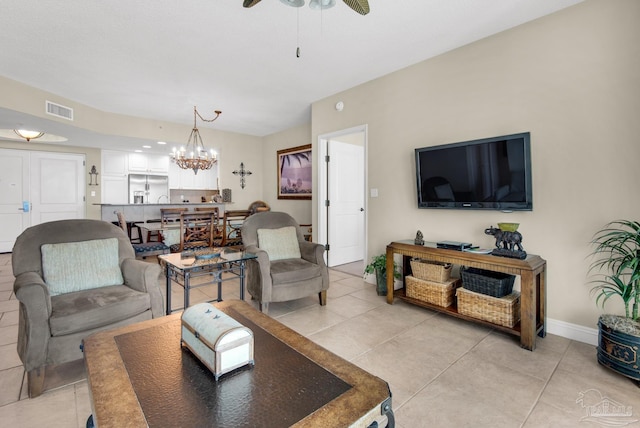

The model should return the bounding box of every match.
[45,100,74,121]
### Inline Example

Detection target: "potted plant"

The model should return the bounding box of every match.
[364,254,401,296]
[589,219,640,385]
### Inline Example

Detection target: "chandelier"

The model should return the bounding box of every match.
[172,106,221,175]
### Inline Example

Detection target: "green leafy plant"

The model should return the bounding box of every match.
[364,254,401,279]
[589,220,640,321]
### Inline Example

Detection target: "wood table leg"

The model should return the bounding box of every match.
[520,271,535,351]
[386,246,394,304]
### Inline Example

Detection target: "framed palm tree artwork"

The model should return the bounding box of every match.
[277,144,312,200]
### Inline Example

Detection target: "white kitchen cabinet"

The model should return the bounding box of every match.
[168,162,181,188]
[102,175,128,204]
[181,168,197,189]
[102,150,128,176]
[197,166,218,189]
[102,150,129,204]
[127,153,147,172]
[147,154,170,174]
[128,153,170,175]
[168,163,218,190]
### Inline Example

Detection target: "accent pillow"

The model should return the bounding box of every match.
[257,226,301,261]
[41,238,124,296]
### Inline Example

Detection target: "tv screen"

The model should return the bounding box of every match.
[415,132,532,211]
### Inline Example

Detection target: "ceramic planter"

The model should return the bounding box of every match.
[375,268,388,296]
[598,314,640,385]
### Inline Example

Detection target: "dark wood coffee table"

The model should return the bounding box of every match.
[84,300,394,427]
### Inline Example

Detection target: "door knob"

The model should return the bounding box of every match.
[360,208,364,212]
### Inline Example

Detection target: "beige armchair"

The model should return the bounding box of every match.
[12,219,164,397]
[241,212,329,314]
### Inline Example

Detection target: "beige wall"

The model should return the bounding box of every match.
[0,76,264,212]
[214,131,264,209]
[311,0,640,329]
[261,123,313,224]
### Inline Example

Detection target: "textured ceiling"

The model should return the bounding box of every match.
[0,0,582,149]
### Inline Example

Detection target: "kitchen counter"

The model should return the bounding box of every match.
[100,203,227,223]
[97,203,225,206]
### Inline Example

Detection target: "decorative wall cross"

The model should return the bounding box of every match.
[232,162,252,189]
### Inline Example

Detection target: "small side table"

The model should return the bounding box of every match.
[159,249,257,314]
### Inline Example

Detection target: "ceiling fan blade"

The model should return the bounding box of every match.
[243,0,262,7]
[342,0,369,15]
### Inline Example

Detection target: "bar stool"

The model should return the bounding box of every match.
[116,212,169,259]
[112,216,142,244]
[129,222,143,244]
[146,218,162,242]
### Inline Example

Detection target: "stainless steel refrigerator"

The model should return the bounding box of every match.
[128,174,169,204]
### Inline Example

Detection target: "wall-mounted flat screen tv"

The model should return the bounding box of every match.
[415,132,532,211]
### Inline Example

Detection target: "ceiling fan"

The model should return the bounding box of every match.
[243,0,370,16]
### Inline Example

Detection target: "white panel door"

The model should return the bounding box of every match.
[327,141,365,267]
[0,150,30,252]
[30,152,85,224]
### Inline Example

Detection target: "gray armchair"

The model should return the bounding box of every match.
[12,219,164,397]
[241,212,329,314]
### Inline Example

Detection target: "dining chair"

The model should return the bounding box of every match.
[173,211,217,253]
[194,207,224,246]
[161,207,188,226]
[222,209,251,247]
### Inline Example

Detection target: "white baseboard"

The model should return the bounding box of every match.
[547,318,598,346]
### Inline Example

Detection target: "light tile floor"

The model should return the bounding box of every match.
[1,253,639,427]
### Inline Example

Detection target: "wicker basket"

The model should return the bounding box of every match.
[456,287,520,327]
[460,267,515,298]
[410,259,452,283]
[405,275,460,307]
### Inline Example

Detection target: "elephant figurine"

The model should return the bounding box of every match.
[484,226,524,252]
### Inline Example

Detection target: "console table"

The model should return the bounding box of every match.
[386,240,546,351]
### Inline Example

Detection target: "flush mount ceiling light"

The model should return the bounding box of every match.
[171,106,221,175]
[13,129,44,142]
[0,129,67,143]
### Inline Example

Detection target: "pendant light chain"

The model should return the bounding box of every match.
[296,7,301,57]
